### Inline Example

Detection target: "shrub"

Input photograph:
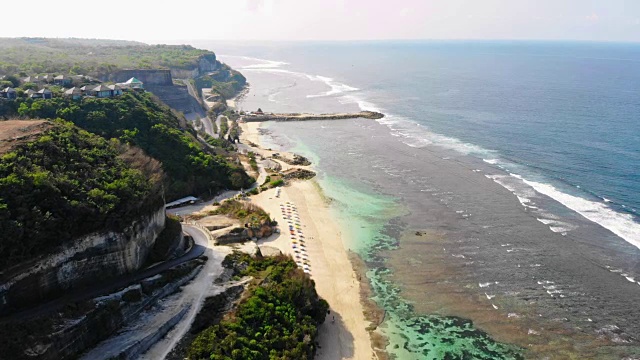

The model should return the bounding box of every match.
[270,179,285,187]
[186,253,328,360]
[0,121,161,270]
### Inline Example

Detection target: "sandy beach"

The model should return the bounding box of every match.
[239,121,377,360]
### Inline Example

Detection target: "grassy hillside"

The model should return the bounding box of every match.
[0,120,163,270]
[0,37,216,78]
[0,92,253,200]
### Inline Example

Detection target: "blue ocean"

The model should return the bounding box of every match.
[227,41,640,243]
[196,40,640,358]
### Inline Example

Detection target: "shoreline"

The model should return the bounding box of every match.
[239,121,384,360]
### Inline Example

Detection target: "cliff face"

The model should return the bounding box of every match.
[110,69,173,85]
[171,54,219,79]
[0,207,166,313]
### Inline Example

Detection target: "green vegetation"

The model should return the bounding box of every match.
[203,133,236,152]
[0,38,216,78]
[247,152,259,172]
[228,119,240,140]
[0,121,162,270]
[0,92,253,200]
[223,109,240,121]
[194,64,246,99]
[187,252,329,360]
[270,179,285,188]
[213,200,270,227]
[219,116,229,137]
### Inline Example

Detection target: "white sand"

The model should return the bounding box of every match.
[241,122,375,360]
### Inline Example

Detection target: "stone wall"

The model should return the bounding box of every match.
[0,207,166,313]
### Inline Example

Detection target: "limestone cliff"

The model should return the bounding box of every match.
[171,55,219,79]
[0,207,166,313]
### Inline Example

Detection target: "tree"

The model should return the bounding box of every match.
[4,75,20,88]
[22,82,38,90]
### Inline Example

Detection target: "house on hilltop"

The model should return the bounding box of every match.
[37,88,52,99]
[54,75,72,86]
[0,87,17,99]
[89,84,113,98]
[124,77,144,90]
[22,76,41,84]
[40,74,54,83]
[24,89,37,98]
[108,84,123,96]
[64,87,83,100]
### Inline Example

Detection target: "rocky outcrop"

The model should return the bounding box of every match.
[214,221,275,245]
[283,168,316,180]
[0,207,166,313]
[272,153,311,166]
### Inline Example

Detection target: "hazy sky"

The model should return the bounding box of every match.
[3,0,640,42]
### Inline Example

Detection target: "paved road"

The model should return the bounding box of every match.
[0,230,206,323]
[201,115,215,137]
[179,79,207,116]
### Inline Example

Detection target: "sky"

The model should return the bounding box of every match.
[2,0,640,43]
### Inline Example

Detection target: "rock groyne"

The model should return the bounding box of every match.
[242,110,385,122]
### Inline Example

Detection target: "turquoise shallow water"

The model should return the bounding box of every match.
[206,41,640,358]
[264,130,523,359]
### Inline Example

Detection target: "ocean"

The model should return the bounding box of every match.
[195,40,640,359]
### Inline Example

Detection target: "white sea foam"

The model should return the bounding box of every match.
[536,218,577,233]
[268,91,281,102]
[239,55,640,251]
[306,75,359,98]
[520,177,640,249]
[347,88,640,249]
[226,55,289,69]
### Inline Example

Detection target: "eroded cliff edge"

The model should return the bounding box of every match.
[0,206,166,313]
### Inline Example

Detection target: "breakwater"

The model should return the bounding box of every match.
[242,110,384,122]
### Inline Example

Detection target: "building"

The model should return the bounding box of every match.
[22,76,41,84]
[124,77,144,90]
[40,74,54,83]
[0,87,17,99]
[54,75,72,86]
[107,84,123,96]
[37,88,53,99]
[64,87,82,100]
[24,89,38,98]
[88,84,113,98]
[80,85,94,94]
